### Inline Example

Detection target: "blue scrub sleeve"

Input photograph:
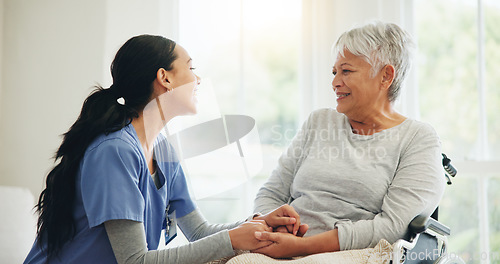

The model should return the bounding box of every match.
[80,138,145,228]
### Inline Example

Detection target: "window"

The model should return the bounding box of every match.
[415,0,500,262]
[164,2,500,261]
[170,0,301,224]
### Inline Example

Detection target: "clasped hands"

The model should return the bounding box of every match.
[229,204,309,258]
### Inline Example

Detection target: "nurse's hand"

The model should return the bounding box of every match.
[228,220,273,250]
[254,204,302,236]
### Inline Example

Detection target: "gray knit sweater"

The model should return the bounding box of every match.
[254,108,445,250]
[105,209,242,264]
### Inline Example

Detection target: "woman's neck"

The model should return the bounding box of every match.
[347,107,406,135]
[131,98,171,165]
[131,117,159,156]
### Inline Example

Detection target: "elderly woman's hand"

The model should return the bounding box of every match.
[251,231,306,258]
[253,228,339,258]
[254,204,303,235]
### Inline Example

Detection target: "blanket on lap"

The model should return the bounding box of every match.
[208,239,394,264]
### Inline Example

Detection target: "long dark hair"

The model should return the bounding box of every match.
[35,35,177,260]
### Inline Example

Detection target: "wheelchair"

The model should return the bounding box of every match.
[391,154,466,264]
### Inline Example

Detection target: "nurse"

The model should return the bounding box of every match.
[24,35,301,264]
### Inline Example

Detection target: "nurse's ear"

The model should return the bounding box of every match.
[156,68,173,93]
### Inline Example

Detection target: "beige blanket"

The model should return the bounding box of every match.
[208,239,394,264]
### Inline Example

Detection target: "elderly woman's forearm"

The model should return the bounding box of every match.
[300,229,340,255]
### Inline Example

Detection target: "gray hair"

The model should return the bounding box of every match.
[333,21,415,102]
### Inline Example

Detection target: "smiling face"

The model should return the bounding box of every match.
[166,45,201,115]
[332,50,388,120]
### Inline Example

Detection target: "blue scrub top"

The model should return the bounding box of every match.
[24,125,196,264]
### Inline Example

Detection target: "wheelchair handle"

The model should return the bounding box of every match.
[442,153,457,185]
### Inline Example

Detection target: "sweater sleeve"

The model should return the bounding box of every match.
[253,114,312,214]
[104,216,235,264]
[335,123,446,250]
[177,209,244,242]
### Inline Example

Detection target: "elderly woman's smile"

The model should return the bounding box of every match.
[331,49,390,123]
[336,92,350,100]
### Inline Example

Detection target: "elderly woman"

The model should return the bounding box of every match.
[252,21,445,258]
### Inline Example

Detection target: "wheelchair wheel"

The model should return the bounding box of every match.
[435,254,466,264]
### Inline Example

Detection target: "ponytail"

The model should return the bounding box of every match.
[36,86,136,258]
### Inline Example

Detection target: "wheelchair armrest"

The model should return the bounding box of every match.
[409,215,450,236]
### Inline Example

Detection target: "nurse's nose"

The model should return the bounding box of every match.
[195,74,201,85]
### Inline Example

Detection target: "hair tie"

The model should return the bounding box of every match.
[116,97,125,105]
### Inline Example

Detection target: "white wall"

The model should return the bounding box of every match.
[0,0,175,198]
[0,0,107,197]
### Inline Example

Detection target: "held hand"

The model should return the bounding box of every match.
[274,226,289,233]
[228,220,273,251]
[275,224,309,237]
[251,231,306,258]
[254,204,301,235]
